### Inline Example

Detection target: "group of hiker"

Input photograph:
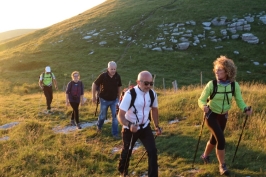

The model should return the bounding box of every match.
[38,56,252,177]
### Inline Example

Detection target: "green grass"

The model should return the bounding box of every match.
[0,83,266,176]
[0,0,266,176]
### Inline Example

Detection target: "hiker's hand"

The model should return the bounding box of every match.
[130,124,138,133]
[203,105,209,113]
[92,97,96,104]
[66,102,69,106]
[55,86,58,90]
[245,106,252,116]
[40,86,43,90]
[155,126,162,135]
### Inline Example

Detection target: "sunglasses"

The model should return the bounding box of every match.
[140,80,154,86]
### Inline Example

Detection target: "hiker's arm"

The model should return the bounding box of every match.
[53,79,58,90]
[92,83,97,103]
[39,80,43,89]
[80,82,84,105]
[151,107,159,128]
[151,107,162,135]
[65,94,69,106]
[234,82,248,112]
[118,109,138,132]
[117,109,127,126]
[198,81,212,111]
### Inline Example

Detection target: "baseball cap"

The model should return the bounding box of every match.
[45,66,51,72]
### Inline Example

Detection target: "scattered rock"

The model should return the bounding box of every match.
[177,42,189,50]
[253,62,259,65]
[152,47,162,51]
[83,36,92,40]
[99,41,107,45]
[215,46,223,49]
[0,122,19,130]
[0,136,9,141]
[202,22,211,27]
[234,51,239,54]
[242,33,259,44]
[260,15,266,24]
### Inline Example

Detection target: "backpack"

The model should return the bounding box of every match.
[39,72,53,85]
[118,87,155,122]
[209,80,235,100]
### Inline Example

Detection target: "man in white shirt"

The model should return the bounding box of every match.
[117,71,162,177]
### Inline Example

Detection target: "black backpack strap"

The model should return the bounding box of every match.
[129,88,137,110]
[128,88,139,122]
[210,80,218,100]
[149,89,155,107]
[231,82,235,96]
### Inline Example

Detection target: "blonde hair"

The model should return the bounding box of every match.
[71,71,80,80]
[213,56,237,82]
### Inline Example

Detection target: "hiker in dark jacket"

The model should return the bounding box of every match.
[91,61,122,139]
[66,71,84,129]
[198,56,252,175]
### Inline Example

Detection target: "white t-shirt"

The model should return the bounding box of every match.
[119,86,158,129]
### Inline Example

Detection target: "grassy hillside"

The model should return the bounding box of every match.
[0,83,265,176]
[0,1,266,176]
[0,29,37,42]
[0,0,266,93]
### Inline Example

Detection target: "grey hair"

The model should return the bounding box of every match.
[108,61,117,68]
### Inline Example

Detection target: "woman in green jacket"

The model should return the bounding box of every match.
[198,56,252,176]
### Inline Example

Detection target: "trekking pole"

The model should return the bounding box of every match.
[130,135,157,173]
[38,91,43,114]
[192,113,206,168]
[232,106,251,163]
[94,97,99,117]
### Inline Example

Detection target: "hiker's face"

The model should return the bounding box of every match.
[72,74,80,82]
[108,66,116,76]
[138,75,153,92]
[214,65,227,80]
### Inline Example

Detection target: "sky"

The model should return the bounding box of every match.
[0,0,106,33]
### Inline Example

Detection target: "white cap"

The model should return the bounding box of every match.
[45,66,51,72]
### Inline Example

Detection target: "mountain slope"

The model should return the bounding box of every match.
[0,29,37,42]
[0,0,265,91]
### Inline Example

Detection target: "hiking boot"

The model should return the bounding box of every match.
[120,173,129,177]
[70,120,75,126]
[219,163,229,176]
[200,154,210,164]
[96,127,102,134]
[76,123,82,129]
[113,135,121,140]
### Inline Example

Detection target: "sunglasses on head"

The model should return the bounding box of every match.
[140,80,154,86]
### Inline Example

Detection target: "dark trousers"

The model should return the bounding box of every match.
[43,86,53,110]
[70,102,80,124]
[206,112,227,150]
[118,125,158,177]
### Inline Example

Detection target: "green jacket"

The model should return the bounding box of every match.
[198,80,247,114]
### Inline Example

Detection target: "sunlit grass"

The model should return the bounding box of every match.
[0,82,265,176]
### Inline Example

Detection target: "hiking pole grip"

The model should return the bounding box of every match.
[192,113,206,168]
[232,106,251,163]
